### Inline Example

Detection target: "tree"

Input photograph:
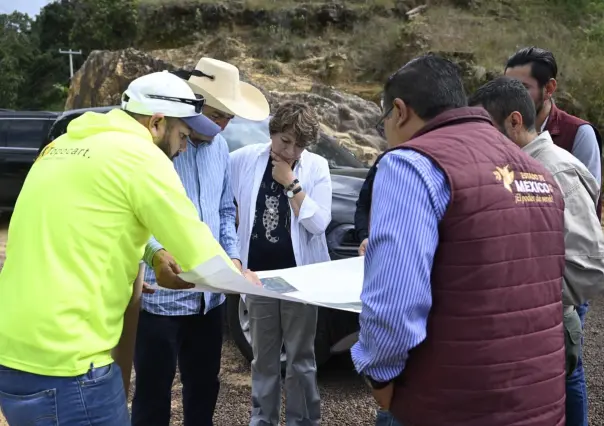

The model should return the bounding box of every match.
[0,13,36,109]
[21,1,79,110]
[69,0,138,52]
[34,0,76,51]
[0,0,140,110]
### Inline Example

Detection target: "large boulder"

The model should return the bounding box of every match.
[267,84,384,144]
[65,49,175,110]
[65,48,383,163]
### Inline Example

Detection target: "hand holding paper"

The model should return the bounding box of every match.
[152,249,195,290]
[176,256,364,313]
[243,269,262,286]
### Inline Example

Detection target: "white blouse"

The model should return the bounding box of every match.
[230,142,332,270]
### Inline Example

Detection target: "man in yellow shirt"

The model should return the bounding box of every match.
[0,71,258,425]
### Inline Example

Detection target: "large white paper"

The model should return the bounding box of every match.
[175,256,364,313]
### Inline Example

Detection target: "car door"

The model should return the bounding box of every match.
[0,118,50,211]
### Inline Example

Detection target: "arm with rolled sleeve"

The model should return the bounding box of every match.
[572,125,602,185]
[219,148,240,259]
[297,158,332,235]
[142,236,163,267]
[128,153,237,274]
[351,149,450,382]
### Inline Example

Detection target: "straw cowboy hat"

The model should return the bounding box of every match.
[186,57,270,122]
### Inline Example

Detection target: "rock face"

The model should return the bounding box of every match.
[65,49,175,110]
[65,48,383,163]
[136,1,393,50]
[267,85,385,162]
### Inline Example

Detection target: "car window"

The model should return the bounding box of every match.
[221,116,270,151]
[5,119,50,150]
[221,116,364,169]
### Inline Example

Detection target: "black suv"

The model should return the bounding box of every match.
[43,107,367,368]
[0,111,59,212]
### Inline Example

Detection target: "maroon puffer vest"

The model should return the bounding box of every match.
[545,102,603,219]
[389,107,566,426]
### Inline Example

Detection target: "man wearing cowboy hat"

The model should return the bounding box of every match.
[132,58,270,426]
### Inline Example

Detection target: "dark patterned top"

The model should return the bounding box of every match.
[247,158,297,271]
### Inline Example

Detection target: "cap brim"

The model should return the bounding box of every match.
[182,114,221,138]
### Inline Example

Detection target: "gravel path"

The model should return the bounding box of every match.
[161,340,375,426]
[0,218,603,425]
[583,294,604,425]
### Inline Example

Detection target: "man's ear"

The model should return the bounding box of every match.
[148,113,167,139]
[544,78,557,100]
[393,98,409,127]
[509,111,524,130]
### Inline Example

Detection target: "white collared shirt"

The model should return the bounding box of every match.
[230,142,332,270]
[523,131,604,306]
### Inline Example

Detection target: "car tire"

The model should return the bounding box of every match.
[227,295,332,371]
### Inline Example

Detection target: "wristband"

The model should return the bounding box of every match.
[285,179,299,191]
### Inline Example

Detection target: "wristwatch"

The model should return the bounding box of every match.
[285,179,299,191]
[286,185,302,199]
[364,375,391,390]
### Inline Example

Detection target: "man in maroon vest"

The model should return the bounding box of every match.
[504,47,602,216]
[351,54,567,426]
[505,46,601,426]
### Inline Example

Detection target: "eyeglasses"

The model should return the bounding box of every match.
[146,94,206,113]
[375,106,393,139]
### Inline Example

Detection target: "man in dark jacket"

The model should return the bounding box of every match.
[355,154,381,256]
[352,54,566,426]
[505,47,602,426]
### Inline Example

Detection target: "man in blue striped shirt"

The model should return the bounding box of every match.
[352,54,567,425]
[351,56,454,412]
[132,59,270,426]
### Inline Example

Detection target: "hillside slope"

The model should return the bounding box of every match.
[130,0,604,127]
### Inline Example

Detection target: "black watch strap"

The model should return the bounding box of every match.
[286,179,299,191]
[364,375,391,390]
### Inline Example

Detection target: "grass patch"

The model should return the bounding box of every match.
[137,0,604,126]
[139,0,398,9]
[419,0,604,126]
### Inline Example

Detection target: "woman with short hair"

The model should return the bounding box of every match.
[230,101,332,426]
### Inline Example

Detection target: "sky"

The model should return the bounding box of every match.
[0,0,51,17]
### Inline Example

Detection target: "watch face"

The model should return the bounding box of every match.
[287,190,294,198]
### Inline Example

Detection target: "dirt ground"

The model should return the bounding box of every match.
[1,219,604,425]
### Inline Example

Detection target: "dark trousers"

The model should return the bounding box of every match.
[565,302,589,426]
[376,409,403,426]
[131,306,224,426]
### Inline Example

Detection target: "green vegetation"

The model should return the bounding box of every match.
[1,0,603,128]
[0,0,138,111]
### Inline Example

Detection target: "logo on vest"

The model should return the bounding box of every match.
[493,165,554,204]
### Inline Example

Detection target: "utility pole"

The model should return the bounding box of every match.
[59,49,83,78]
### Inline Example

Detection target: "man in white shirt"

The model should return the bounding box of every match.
[133,59,270,426]
[469,77,604,425]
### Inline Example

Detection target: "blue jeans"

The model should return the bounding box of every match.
[376,409,403,426]
[0,362,130,425]
[566,302,589,426]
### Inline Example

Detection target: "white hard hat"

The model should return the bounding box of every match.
[121,71,221,137]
